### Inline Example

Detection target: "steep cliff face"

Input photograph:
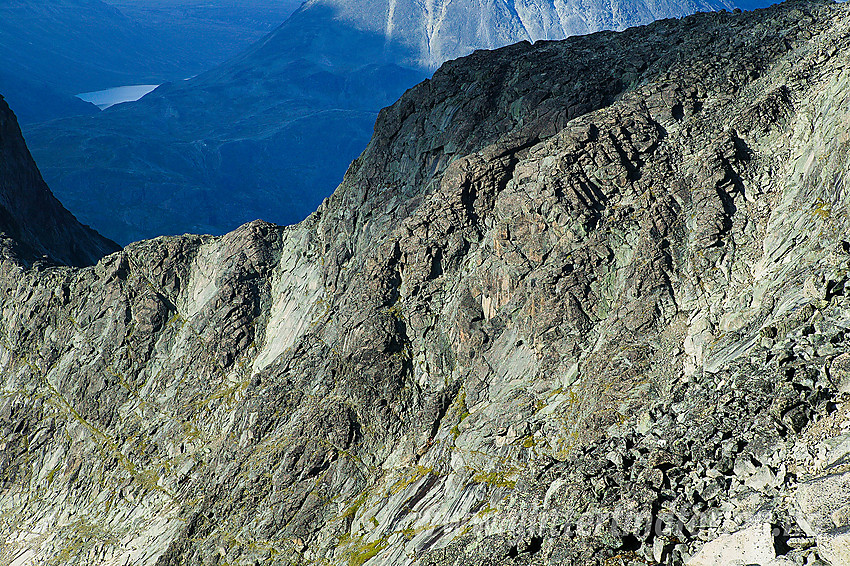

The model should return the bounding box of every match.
[3,2,850,566]
[0,96,119,267]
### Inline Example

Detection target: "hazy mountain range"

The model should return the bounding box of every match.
[98,0,305,68]
[0,0,302,124]
[19,0,744,245]
[304,0,738,69]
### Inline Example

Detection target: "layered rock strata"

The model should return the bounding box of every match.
[3,2,850,565]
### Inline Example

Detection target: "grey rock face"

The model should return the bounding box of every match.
[5,1,850,566]
[686,523,775,565]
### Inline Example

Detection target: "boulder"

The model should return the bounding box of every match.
[818,527,850,566]
[796,471,850,536]
[687,523,775,566]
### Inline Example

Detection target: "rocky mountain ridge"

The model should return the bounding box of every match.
[3,1,850,565]
[24,0,735,244]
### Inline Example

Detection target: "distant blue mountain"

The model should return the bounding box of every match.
[0,0,197,96]
[99,0,305,72]
[0,0,303,124]
[0,71,99,126]
[736,0,780,8]
[25,0,741,245]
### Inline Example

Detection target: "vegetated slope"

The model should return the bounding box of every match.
[2,2,850,566]
[25,0,732,245]
[0,96,118,267]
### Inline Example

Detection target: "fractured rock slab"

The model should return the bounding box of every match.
[686,523,776,566]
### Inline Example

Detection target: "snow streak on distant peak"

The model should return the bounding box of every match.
[304,0,735,69]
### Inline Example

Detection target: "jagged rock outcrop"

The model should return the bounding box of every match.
[0,96,118,267]
[3,1,850,565]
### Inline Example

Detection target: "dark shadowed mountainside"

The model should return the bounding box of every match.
[0,70,99,126]
[99,0,305,72]
[0,0,302,125]
[0,0,196,102]
[0,96,118,266]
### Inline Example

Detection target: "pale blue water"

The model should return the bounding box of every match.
[76,84,159,109]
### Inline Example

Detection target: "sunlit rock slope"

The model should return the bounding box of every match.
[3,2,850,565]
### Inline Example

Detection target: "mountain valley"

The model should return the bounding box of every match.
[0,0,303,126]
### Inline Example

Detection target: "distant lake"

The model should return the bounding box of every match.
[76,84,159,110]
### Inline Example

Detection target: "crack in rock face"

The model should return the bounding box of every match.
[3,1,850,565]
